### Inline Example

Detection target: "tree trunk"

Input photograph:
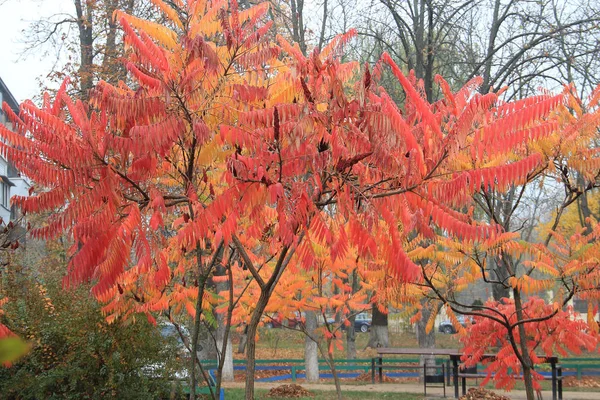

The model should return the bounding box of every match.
[482,0,502,93]
[424,0,435,101]
[102,0,128,84]
[189,270,204,399]
[317,339,343,400]
[188,240,223,400]
[492,256,511,301]
[577,174,595,234]
[244,291,270,400]
[221,336,234,381]
[367,303,389,348]
[346,271,360,359]
[513,289,536,400]
[235,241,292,399]
[416,300,436,379]
[196,325,217,361]
[413,0,425,81]
[346,321,357,359]
[290,0,307,55]
[237,325,248,354]
[317,0,328,51]
[189,274,214,399]
[304,310,320,382]
[215,250,234,382]
[74,0,95,99]
[216,313,234,381]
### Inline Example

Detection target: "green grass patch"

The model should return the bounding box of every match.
[254,328,463,359]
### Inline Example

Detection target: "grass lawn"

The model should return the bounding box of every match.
[252,326,462,360]
[247,326,600,361]
[221,388,424,399]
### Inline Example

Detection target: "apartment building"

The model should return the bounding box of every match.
[0,77,30,224]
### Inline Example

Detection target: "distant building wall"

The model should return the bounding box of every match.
[0,77,30,224]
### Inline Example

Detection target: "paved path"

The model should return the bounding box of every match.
[222,381,600,399]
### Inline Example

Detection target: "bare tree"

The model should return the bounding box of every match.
[14,0,153,98]
[344,0,600,100]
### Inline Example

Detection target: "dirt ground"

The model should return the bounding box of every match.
[222,381,600,400]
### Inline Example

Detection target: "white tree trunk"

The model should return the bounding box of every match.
[304,310,320,382]
[217,336,234,381]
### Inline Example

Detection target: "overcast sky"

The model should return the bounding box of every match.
[0,0,67,103]
[0,0,321,103]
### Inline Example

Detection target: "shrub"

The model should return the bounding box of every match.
[0,247,182,400]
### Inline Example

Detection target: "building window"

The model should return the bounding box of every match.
[573,298,598,315]
[1,182,8,208]
[6,161,18,178]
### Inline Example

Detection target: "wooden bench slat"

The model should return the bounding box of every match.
[458,373,486,377]
[458,373,564,380]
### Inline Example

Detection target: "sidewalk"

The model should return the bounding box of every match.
[222,381,600,399]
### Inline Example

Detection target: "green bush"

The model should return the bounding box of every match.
[0,251,183,400]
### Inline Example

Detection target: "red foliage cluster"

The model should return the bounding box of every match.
[461,297,598,391]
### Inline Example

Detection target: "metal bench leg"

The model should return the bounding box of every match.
[424,364,427,397]
[443,363,446,398]
[558,366,562,400]
[452,357,459,399]
[551,363,557,400]
[371,358,375,384]
[379,356,383,383]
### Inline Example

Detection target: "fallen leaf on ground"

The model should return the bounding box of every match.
[353,372,400,383]
[459,388,510,400]
[563,376,600,388]
[267,384,314,398]
[235,369,288,381]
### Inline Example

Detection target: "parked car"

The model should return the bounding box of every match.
[354,313,372,333]
[142,323,189,379]
[339,313,372,332]
[438,315,473,334]
[264,312,303,329]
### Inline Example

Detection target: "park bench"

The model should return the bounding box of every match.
[202,358,385,382]
[456,364,486,390]
[560,357,600,379]
[370,357,427,384]
[423,363,447,397]
[199,355,600,400]
[372,347,461,399]
[373,348,564,400]
[455,358,563,400]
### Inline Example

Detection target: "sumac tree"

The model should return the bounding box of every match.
[412,85,600,400]
[0,2,587,400]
